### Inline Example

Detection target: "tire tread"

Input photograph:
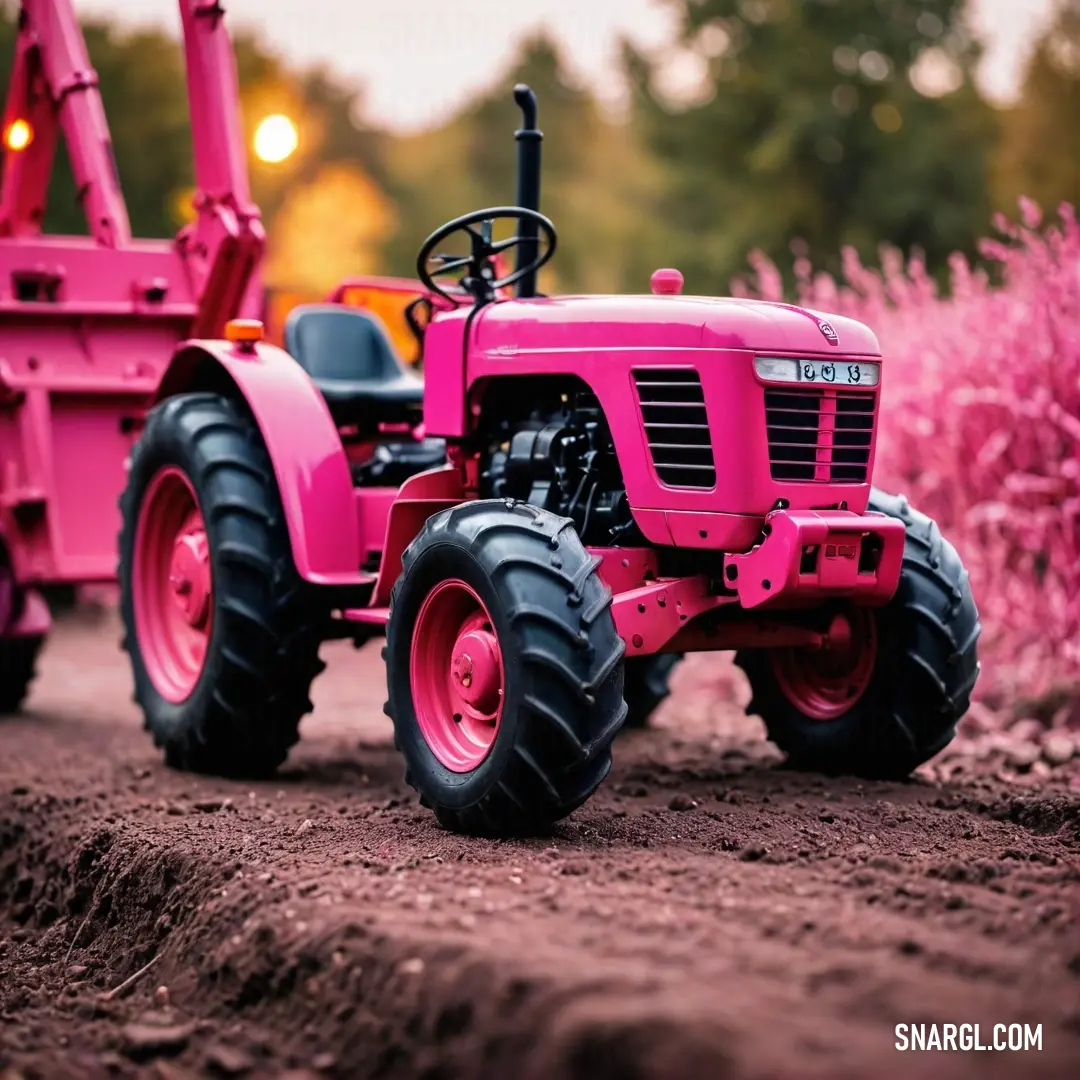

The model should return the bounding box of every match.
[387,500,625,835]
[118,393,323,777]
[736,487,980,779]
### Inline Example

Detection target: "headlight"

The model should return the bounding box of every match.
[754,355,880,388]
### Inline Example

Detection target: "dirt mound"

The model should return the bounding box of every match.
[1,612,1079,1079]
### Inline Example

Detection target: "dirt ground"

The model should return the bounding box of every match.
[1,608,1078,1080]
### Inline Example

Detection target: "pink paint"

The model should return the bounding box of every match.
[1,0,263,609]
[592,547,659,594]
[770,609,879,719]
[721,508,905,609]
[131,467,210,702]
[371,465,466,607]
[611,576,734,656]
[154,338,363,586]
[354,487,399,572]
[422,296,883,535]
[663,510,763,551]
[342,606,390,626]
[0,333,173,584]
[0,0,931,775]
[409,579,504,772]
[650,268,684,295]
[419,307,472,436]
[0,2,261,601]
[604,564,876,657]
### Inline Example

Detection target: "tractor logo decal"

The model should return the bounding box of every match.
[817,320,839,345]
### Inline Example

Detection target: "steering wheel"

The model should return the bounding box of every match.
[416,207,556,304]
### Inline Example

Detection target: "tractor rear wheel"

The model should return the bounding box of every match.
[0,569,44,715]
[385,500,627,836]
[735,489,980,779]
[118,393,324,777]
[620,653,682,729]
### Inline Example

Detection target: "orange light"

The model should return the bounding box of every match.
[225,318,264,343]
[254,114,298,163]
[4,118,33,152]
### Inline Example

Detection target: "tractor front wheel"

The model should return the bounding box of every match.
[118,393,324,777]
[385,500,627,836]
[736,490,980,779]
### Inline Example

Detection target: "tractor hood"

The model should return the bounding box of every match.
[474,294,881,356]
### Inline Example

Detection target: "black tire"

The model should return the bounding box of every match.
[735,488,981,779]
[385,500,627,836]
[118,393,325,777]
[620,653,682,729]
[0,635,44,714]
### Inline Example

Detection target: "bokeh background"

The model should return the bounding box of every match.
[1,0,1077,736]
[4,0,1075,295]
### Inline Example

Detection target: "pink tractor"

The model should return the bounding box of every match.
[115,85,981,835]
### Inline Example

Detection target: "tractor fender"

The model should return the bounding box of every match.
[151,339,361,587]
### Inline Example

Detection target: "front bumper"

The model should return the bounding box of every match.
[723,508,905,609]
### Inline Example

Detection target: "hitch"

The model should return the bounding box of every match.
[722,509,906,609]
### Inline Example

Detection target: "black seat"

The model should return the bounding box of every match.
[283,304,424,428]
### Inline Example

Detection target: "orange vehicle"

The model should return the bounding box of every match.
[263,276,426,364]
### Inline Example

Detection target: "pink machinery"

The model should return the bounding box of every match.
[110,75,980,835]
[0,0,262,708]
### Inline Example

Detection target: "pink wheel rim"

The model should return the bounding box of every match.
[132,467,212,703]
[771,609,877,721]
[410,579,504,772]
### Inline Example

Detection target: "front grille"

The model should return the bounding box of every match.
[633,368,716,489]
[765,388,875,483]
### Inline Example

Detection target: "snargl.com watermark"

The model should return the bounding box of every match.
[896,1024,1042,1052]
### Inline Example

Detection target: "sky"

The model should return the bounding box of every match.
[79,0,1058,132]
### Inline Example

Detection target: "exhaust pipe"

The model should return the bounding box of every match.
[512,84,542,299]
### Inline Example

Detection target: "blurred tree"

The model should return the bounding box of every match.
[381,34,665,293]
[1,0,1011,303]
[240,46,394,238]
[0,6,193,237]
[264,162,397,293]
[0,0,391,283]
[624,0,998,292]
[993,0,1080,213]
[81,21,192,237]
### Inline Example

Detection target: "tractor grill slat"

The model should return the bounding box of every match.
[634,369,715,489]
[765,388,875,483]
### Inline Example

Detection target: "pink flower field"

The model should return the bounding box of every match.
[730,199,1080,728]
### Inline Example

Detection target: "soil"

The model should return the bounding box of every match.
[2,607,1079,1080]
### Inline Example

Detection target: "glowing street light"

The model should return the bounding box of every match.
[4,118,33,152]
[254,113,298,164]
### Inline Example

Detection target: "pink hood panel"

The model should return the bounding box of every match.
[473,295,881,357]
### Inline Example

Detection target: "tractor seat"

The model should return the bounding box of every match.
[283,304,424,428]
